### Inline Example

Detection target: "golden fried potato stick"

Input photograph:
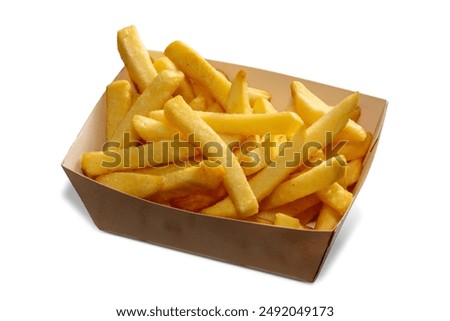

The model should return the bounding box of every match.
[159,161,225,193]
[274,213,304,229]
[106,80,135,140]
[351,105,362,122]
[305,91,360,147]
[81,140,198,178]
[315,204,342,230]
[95,172,164,198]
[164,40,270,107]
[164,40,230,107]
[338,158,363,189]
[269,193,322,217]
[146,109,303,136]
[117,25,158,93]
[338,132,373,161]
[251,211,276,225]
[252,97,278,114]
[164,95,258,217]
[291,81,366,143]
[135,114,243,146]
[153,56,196,103]
[316,182,353,215]
[261,157,347,210]
[226,70,252,114]
[199,111,302,136]
[110,70,184,147]
[188,95,207,111]
[133,115,179,142]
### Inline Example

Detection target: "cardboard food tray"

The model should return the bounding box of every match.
[62,51,387,282]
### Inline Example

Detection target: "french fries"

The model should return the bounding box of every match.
[96,172,163,198]
[164,95,258,217]
[106,80,136,140]
[164,40,271,107]
[81,25,375,232]
[110,69,185,147]
[144,110,302,136]
[261,157,347,210]
[117,25,158,93]
[226,70,252,114]
[291,81,367,143]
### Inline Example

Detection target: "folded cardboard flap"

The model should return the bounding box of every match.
[62,52,387,282]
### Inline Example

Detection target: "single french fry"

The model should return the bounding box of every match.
[117,25,158,93]
[189,95,207,111]
[136,113,243,146]
[252,97,277,114]
[81,140,198,178]
[164,95,258,217]
[249,88,271,104]
[338,132,373,161]
[292,81,366,143]
[106,80,134,141]
[305,91,359,147]
[315,204,342,230]
[316,182,353,215]
[338,158,363,189]
[146,109,302,136]
[133,115,180,142]
[95,172,164,198]
[152,56,175,72]
[153,56,196,103]
[205,102,226,113]
[351,105,362,122]
[164,40,270,107]
[269,193,322,217]
[292,81,330,124]
[252,211,276,225]
[274,213,303,229]
[261,157,347,210]
[159,161,225,192]
[202,125,306,218]
[226,70,252,114]
[110,70,184,147]
[198,111,303,136]
[147,110,167,122]
[165,40,230,106]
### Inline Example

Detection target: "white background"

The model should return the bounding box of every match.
[1,0,449,320]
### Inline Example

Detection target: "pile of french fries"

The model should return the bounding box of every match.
[81,25,372,231]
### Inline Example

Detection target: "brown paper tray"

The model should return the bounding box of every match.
[62,52,387,282]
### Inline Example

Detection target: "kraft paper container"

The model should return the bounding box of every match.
[62,51,387,282]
